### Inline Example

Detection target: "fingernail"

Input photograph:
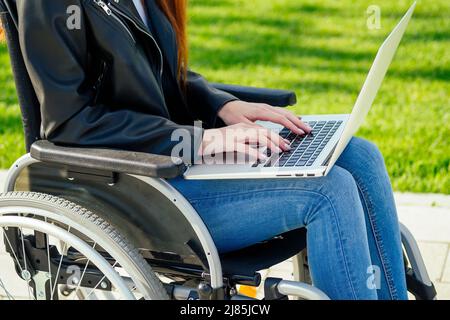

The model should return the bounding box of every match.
[284,139,290,144]
[285,144,292,150]
[275,147,282,153]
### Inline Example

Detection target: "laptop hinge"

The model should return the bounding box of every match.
[322,145,337,166]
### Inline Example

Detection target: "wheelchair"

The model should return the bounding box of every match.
[0,0,437,300]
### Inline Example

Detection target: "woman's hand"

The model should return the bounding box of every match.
[201,122,290,161]
[199,100,313,162]
[218,100,312,135]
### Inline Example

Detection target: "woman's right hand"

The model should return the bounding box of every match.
[200,123,292,161]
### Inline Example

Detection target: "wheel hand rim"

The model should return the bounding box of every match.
[0,216,134,300]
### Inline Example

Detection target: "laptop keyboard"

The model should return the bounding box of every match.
[254,120,343,168]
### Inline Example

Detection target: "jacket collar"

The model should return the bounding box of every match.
[108,0,151,35]
[110,0,178,78]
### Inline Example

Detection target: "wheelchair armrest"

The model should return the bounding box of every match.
[30,140,186,179]
[211,83,297,107]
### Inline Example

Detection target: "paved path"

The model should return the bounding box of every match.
[0,170,448,299]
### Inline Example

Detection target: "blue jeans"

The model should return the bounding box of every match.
[169,138,407,300]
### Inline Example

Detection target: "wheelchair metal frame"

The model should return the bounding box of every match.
[3,153,436,300]
[3,153,332,300]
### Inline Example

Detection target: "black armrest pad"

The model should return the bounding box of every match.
[211,83,297,107]
[30,141,186,179]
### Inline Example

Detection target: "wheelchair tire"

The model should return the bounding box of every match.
[0,192,168,300]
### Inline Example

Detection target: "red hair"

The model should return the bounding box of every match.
[155,0,188,83]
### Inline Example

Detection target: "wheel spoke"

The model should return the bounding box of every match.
[0,197,145,300]
[50,226,71,300]
[44,218,54,300]
[84,261,118,300]
[2,227,34,300]
[19,227,34,300]
[0,277,15,300]
[72,242,96,300]
[2,227,26,273]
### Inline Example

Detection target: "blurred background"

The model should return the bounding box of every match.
[0,0,448,299]
[0,0,448,193]
[187,0,449,194]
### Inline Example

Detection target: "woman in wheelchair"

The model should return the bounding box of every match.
[13,0,408,300]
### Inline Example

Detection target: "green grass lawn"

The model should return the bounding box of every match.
[0,0,449,193]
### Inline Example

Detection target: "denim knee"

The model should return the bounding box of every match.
[305,166,362,223]
[324,165,360,196]
[350,137,385,166]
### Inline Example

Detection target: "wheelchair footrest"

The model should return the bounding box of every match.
[264,278,330,300]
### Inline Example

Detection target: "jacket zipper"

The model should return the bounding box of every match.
[107,2,164,78]
[93,0,136,43]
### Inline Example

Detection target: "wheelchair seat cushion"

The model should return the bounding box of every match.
[220,228,307,276]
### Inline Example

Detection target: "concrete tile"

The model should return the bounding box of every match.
[441,247,450,283]
[395,193,450,208]
[417,242,448,283]
[435,282,450,300]
[398,206,450,243]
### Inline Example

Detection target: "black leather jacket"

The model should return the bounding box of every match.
[17,0,238,162]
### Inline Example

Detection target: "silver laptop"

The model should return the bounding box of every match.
[184,2,416,180]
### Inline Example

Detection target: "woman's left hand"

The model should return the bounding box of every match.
[218,100,312,135]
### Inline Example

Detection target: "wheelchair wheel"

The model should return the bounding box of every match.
[0,192,168,300]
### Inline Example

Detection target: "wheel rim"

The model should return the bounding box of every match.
[0,216,135,300]
[0,204,159,299]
